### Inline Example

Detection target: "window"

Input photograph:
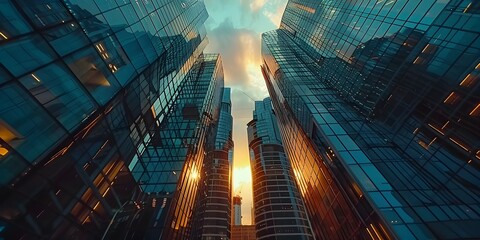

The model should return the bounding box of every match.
[0,83,66,161]
[43,22,90,56]
[0,1,32,38]
[0,35,56,76]
[65,47,121,105]
[17,0,72,28]
[19,62,96,131]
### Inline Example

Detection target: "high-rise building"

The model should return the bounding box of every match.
[0,0,224,239]
[247,98,314,240]
[233,195,242,226]
[262,0,480,239]
[135,54,225,240]
[231,225,256,240]
[191,87,234,240]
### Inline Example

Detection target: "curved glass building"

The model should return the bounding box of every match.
[191,87,234,240]
[261,0,480,239]
[247,98,314,240]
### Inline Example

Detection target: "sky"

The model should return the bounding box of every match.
[203,0,288,225]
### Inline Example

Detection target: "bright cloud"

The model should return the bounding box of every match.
[205,19,262,90]
[233,166,252,194]
[264,1,288,27]
[250,0,267,12]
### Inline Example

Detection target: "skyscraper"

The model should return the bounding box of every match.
[262,0,480,239]
[191,87,234,240]
[247,98,314,240]
[135,54,225,240]
[231,224,256,240]
[233,195,242,226]
[0,0,224,239]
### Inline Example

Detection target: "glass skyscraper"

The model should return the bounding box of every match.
[0,1,227,239]
[134,54,225,240]
[262,0,480,239]
[247,98,314,240]
[191,87,234,240]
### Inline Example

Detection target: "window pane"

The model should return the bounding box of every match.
[0,83,66,162]
[0,1,32,38]
[43,22,90,56]
[19,62,96,131]
[67,0,101,17]
[0,35,56,77]
[17,0,72,29]
[93,36,135,85]
[0,151,29,185]
[77,14,113,42]
[0,65,12,84]
[65,47,121,105]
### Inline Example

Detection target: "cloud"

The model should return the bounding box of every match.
[264,1,288,27]
[249,0,267,12]
[205,19,265,95]
[264,3,287,26]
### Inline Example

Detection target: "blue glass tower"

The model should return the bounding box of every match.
[0,1,225,239]
[132,54,225,239]
[262,0,480,239]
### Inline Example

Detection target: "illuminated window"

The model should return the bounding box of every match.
[68,57,111,89]
[0,144,8,157]
[0,119,22,144]
[31,73,41,82]
[443,92,460,104]
[413,56,425,64]
[0,31,8,40]
[449,137,469,152]
[421,44,435,54]
[291,3,316,14]
[108,63,118,73]
[95,43,109,60]
[414,44,438,65]
[151,105,157,119]
[460,73,477,87]
[463,1,480,13]
[470,103,480,116]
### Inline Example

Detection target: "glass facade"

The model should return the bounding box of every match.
[133,54,225,239]
[247,98,314,240]
[191,87,234,240]
[262,0,480,239]
[0,0,221,239]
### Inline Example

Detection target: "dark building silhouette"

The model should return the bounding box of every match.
[247,98,313,240]
[262,0,480,239]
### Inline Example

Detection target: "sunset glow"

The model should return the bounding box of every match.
[204,0,288,226]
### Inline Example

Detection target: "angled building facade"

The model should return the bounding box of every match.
[247,98,314,240]
[0,0,223,239]
[262,0,480,239]
[135,54,225,240]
